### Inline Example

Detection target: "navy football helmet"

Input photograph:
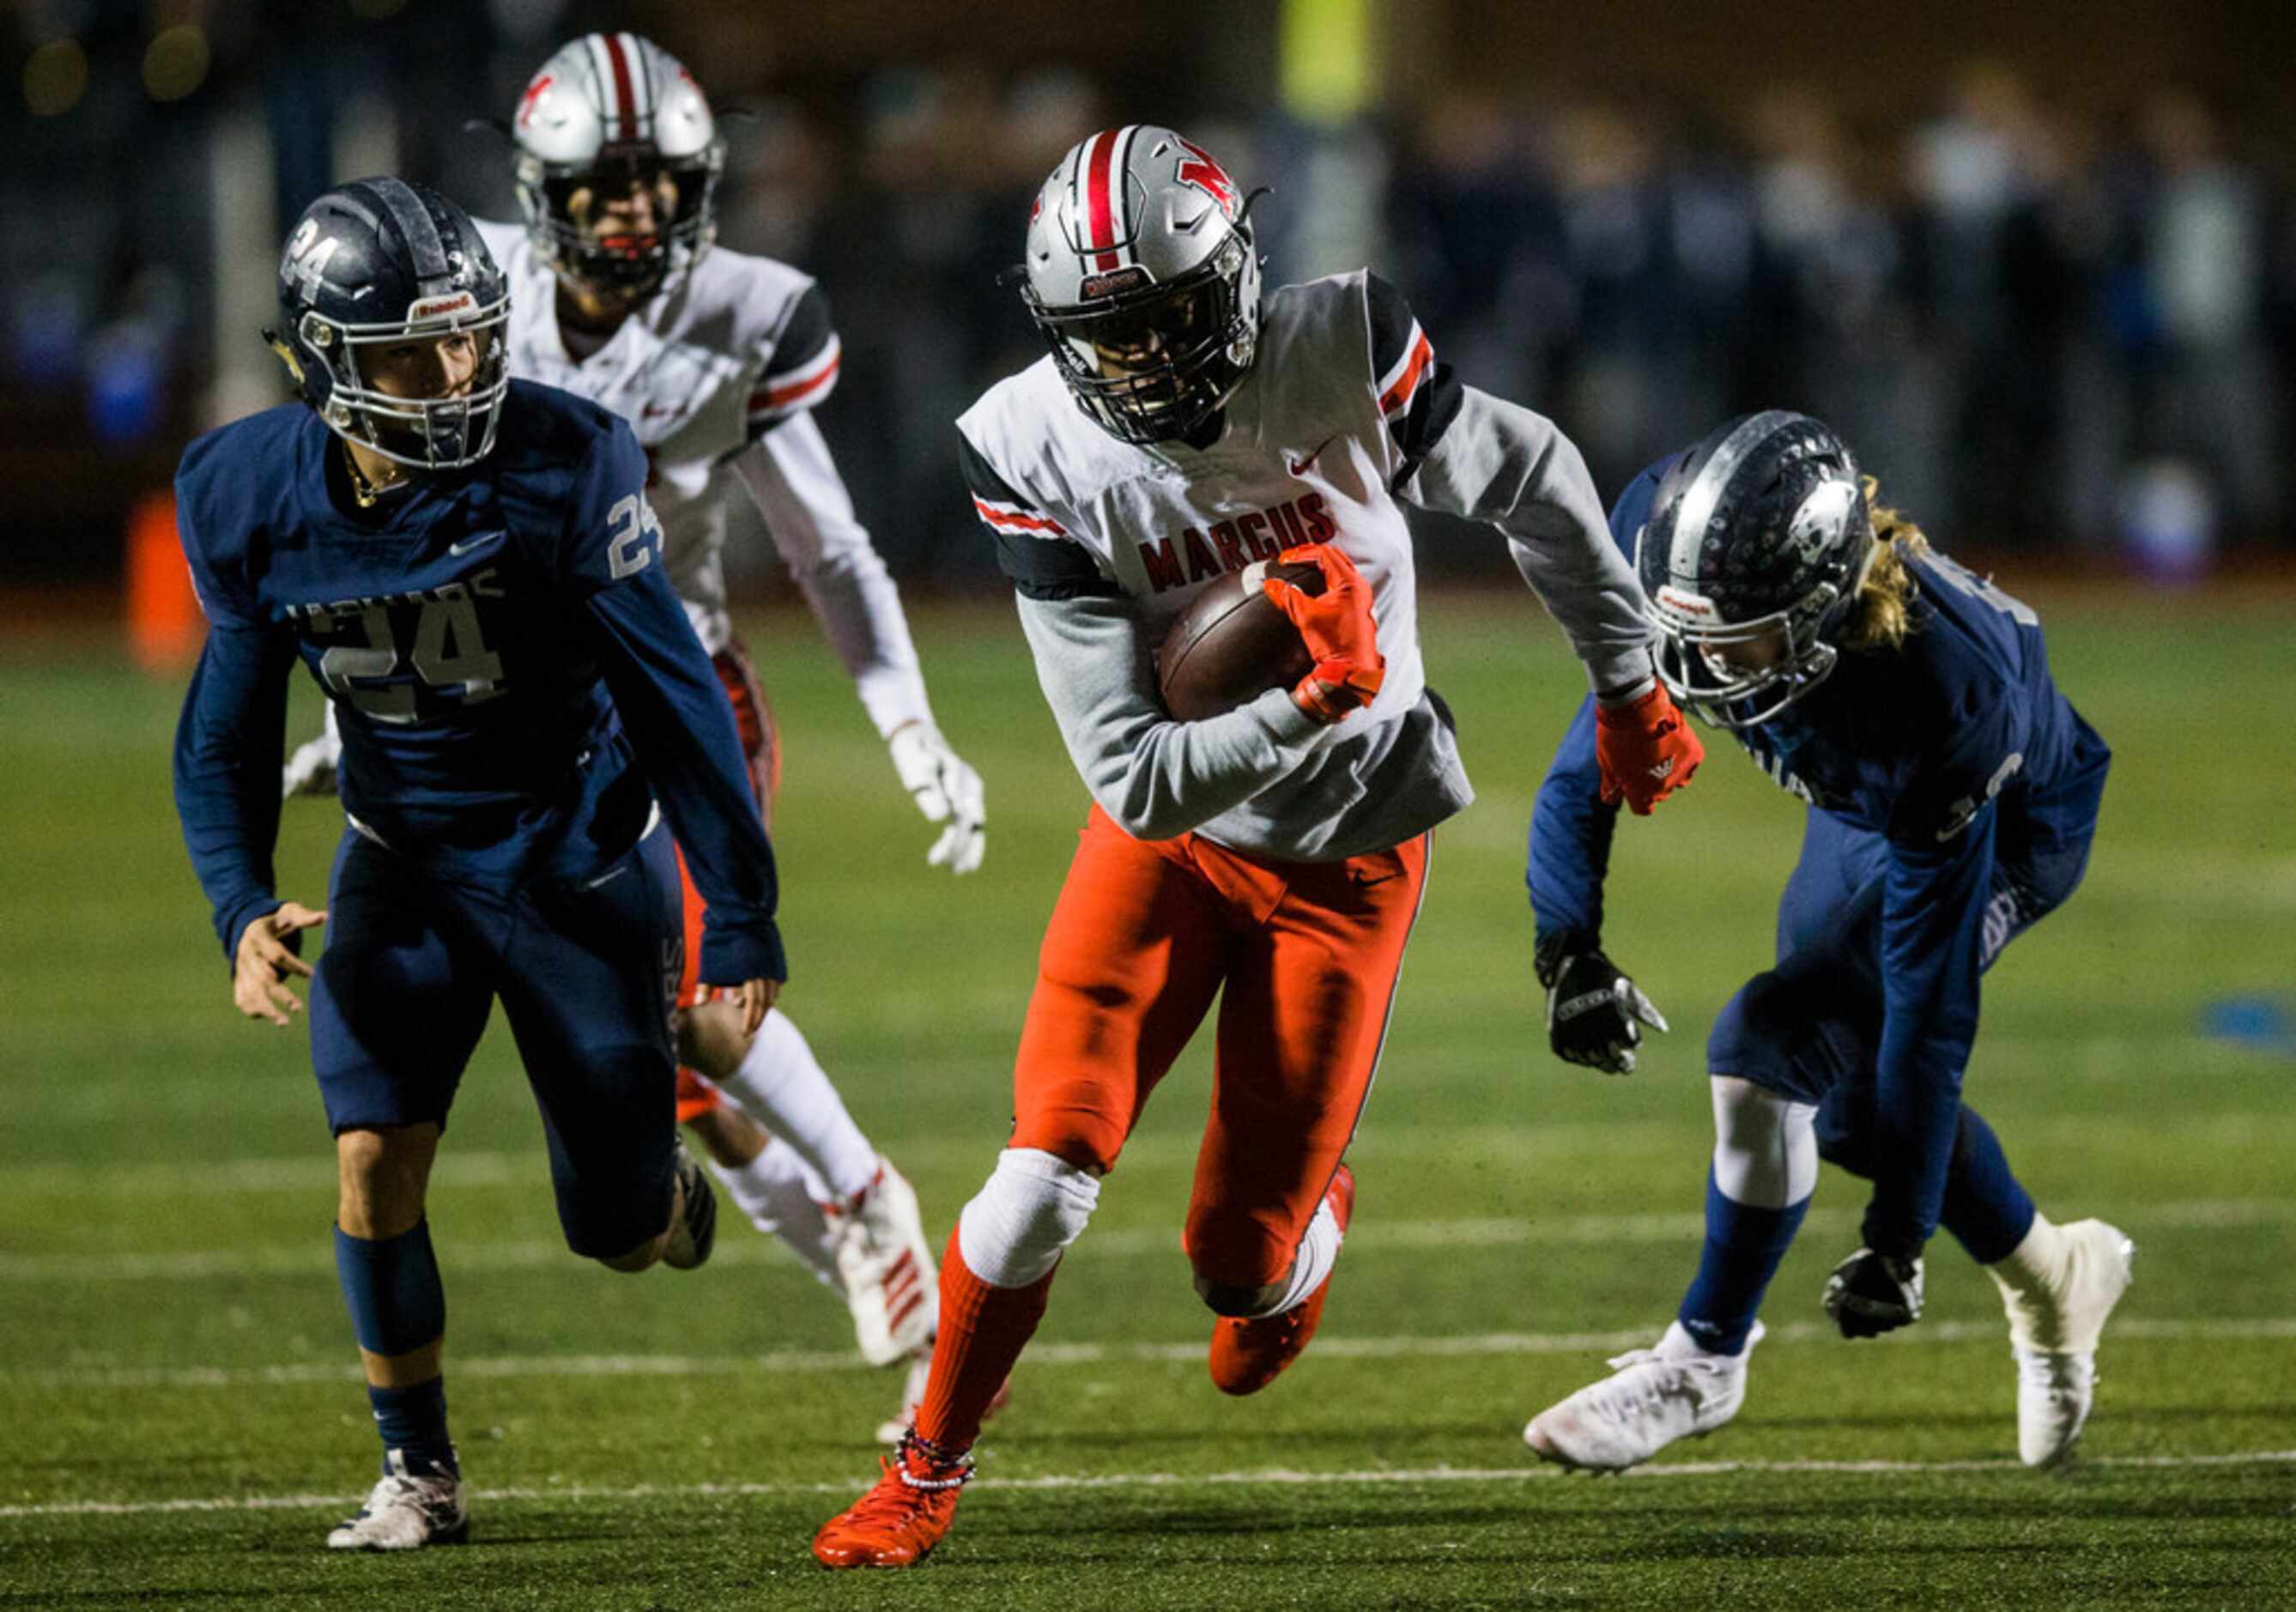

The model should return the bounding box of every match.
[264,178,511,471]
[1636,410,1875,729]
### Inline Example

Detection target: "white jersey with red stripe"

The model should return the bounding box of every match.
[476,220,932,736]
[957,270,1655,862]
[966,271,1439,714]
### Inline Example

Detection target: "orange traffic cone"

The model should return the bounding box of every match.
[125,490,204,674]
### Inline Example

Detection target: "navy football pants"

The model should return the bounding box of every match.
[309,821,684,1259]
[1707,792,2100,1164]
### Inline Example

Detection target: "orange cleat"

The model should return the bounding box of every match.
[1208,1164,1355,1396]
[811,1433,972,1569]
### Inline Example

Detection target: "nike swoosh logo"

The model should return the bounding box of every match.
[447,533,504,557]
[641,403,676,419]
[1288,437,1336,476]
[1352,870,1401,888]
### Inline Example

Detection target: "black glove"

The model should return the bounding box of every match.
[1822,1247,1925,1338]
[1536,930,1668,1076]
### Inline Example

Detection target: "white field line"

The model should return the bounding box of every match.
[5,1449,2295,1521]
[3,1197,2283,1283]
[5,1111,2281,1199]
[10,1317,2296,1393]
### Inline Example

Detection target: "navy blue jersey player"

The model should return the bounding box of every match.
[171,179,782,1549]
[1518,412,2133,1473]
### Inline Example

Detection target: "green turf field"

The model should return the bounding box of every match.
[3,586,2292,1609]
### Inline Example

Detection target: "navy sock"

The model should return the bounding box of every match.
[334,1220,446,1355]
[335,1221,452,1475]
[1938,1106,2038,1265]
[367,1378,457,1478]
[1678,1169,1809,1355]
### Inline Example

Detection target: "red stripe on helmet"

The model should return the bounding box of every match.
[601,32,638,139]
[1083,128,1120,272]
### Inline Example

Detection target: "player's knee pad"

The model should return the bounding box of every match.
[956,1148,1100,1288]
[1709,1075,1819,1209]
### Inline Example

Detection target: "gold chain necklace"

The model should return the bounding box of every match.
[342,440,406,508]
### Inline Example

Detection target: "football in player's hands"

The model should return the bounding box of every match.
[1156,558,1323,721]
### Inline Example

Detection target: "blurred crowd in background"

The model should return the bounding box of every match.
[6,0,2288,591]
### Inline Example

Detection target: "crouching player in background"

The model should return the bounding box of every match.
[811,124,1703,1569]
[278,33,973,1439]
[1523,411,2132,1472]
[173,179,783,1548]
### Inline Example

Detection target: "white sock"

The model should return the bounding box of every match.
[712,1012,880,1202]
[1261,1194,1342,1318]
[710,1139,839,1288]
[1709,1076,1819,1209]
[1988,1211,2066,1294]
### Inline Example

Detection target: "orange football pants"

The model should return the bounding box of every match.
[1012,803,1430,1291]
[675,639,780,1124]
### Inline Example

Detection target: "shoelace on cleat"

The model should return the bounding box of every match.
[835,1451,971,1537]
[1585,1350,1722,1422]
[343,1469,455,1529]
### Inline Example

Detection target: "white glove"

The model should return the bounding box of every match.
[281,704,343,800]
[888,722,984,875]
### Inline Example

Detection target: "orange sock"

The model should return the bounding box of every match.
[914,1227,1053,1452]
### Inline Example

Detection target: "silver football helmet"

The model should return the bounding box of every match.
[1021,125,1262,445]
[511,32,724,300]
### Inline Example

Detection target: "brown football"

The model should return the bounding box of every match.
[1155,558,1324,721]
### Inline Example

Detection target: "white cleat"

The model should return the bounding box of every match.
[325,1451,469,1550]
[826,1160,938,1367]
[875,1349,932,1447]
[1990,1216,2135,1468]
[1524,1321,1761,1472]
[280,710,342,799]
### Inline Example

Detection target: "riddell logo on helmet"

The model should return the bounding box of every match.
[1657,585,1716,618]
[408,291,477,322]
[1081,268,1148,300]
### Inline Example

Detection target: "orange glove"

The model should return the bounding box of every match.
[1263,543,1384,724]
[1595,682,1703,814]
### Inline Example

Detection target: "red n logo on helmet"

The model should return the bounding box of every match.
[1174,137,1239,219]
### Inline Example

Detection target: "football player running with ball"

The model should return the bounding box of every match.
[1522,412,2133,1473]
[281,33,975,1439]
[173,180,781,1548]
[812,124,1703,1569]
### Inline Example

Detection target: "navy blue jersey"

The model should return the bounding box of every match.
[1529,452,2109,1246]
[173,379,783,986]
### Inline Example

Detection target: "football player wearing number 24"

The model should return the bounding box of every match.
[284,33,972,1446]
[1523,412,2133,1476]
[812,124,1701,1570]
[172,179,781,1551]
